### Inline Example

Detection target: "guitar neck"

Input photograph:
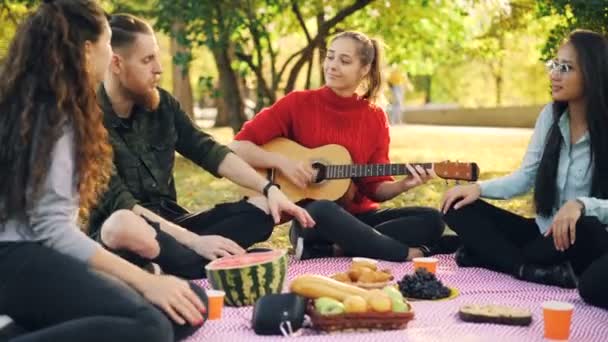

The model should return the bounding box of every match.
[324,163,433,179]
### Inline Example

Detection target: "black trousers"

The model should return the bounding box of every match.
[0,242,207,342]
[579,253,608,310]
[293,200,445,261]
[113,199,274,279]
[444,200,608,277]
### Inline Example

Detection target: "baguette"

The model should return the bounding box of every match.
[459,304,532,326]
[290,274,370,301]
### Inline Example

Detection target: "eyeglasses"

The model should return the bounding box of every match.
[545,60,574,75]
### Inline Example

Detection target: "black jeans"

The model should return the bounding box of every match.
[0,242,207,342]
[112,199,274,279]
[444,199,608,276]
[292,200,445,261]
[562,216,608,310]
[579,253,608,310]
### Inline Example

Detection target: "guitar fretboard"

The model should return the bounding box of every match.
[325,163,433,179]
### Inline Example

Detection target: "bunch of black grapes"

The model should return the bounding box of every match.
[398,269,451,299]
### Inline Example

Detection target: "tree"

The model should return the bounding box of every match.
[0,1,31,58]
[345,0,470,103]
[537,0,608,59]
[155,0,372,133]
[462,0,537,106]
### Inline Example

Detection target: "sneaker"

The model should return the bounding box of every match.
[519,262,578,289]
[290,226,333,261]
[437,234,462,254]
[454,247,484,268]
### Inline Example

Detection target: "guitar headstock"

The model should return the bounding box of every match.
[434,161,479,181]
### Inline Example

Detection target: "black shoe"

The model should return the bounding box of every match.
[437,234,462,254]
[289,226,333,261]
[420,235,463,256]
[0,320,26,341]
[454,247,483,268]
[519,262,578,289]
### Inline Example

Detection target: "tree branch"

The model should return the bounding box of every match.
[291,0,312,43]
[1,2,20,26]
[277,46,307,82]
[284,0,373,92]
[235,51,274,102]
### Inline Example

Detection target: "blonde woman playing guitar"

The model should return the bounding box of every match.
[230,31,463,262]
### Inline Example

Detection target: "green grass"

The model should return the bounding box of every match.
[173,125,535,250]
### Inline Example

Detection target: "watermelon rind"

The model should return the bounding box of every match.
[205,249,288,306]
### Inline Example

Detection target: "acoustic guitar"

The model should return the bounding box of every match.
[242,138,479,203]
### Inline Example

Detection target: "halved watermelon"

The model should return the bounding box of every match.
[205,249,288,306]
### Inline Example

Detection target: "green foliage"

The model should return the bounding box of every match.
[0,1,30,58]
[430,0,558,107]
[154,0,372,109]
[537,0,608,59]
[347,0,469,76]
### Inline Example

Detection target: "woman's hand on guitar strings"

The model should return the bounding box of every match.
[398,164,437,192]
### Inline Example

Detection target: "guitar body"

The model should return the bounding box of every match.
[242,138,354,202]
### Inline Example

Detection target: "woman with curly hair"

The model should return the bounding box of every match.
[0,1,206,341]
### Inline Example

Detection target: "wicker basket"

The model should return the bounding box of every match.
[307,301,415,332]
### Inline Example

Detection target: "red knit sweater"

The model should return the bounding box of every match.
[235,86,393,214]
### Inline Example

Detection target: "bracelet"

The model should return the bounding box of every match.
[262,181,280,197]
[575,198,586,216]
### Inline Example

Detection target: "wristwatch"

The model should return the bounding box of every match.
[575,198,586,216]
[262,181,281,197]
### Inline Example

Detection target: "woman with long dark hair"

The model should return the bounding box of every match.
[441,30,608,298]
[0,1,207,340]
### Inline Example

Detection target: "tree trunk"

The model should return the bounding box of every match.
[422,75,432,104]
[496,74,502,106]
[170,22,194,118]
[214,94,230,127]
[212,46,247,133]
[316,8,326,86]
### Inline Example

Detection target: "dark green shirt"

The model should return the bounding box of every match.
[88,86,232,234]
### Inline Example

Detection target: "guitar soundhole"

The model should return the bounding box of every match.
[311,162,327,183]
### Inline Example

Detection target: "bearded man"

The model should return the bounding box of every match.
[89,14,314,279]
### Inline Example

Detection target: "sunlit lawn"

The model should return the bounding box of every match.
[174,125,535,250]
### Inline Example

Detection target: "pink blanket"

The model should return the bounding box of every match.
[186,255,608,342]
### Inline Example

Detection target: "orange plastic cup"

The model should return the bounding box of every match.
[206,290,225,320]
[542,301,574,340]
[413,257,438,274]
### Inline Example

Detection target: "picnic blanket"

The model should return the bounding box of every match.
[186,254,608,342]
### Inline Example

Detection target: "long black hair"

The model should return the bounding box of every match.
[535,30,608,216]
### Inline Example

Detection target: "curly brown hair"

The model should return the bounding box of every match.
[0,0,113,228]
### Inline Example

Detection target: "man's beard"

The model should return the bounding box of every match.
[121,81,160,111]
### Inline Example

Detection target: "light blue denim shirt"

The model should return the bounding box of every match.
[479,103,608,234]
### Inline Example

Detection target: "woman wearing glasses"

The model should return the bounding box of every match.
[440,30,608,299]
